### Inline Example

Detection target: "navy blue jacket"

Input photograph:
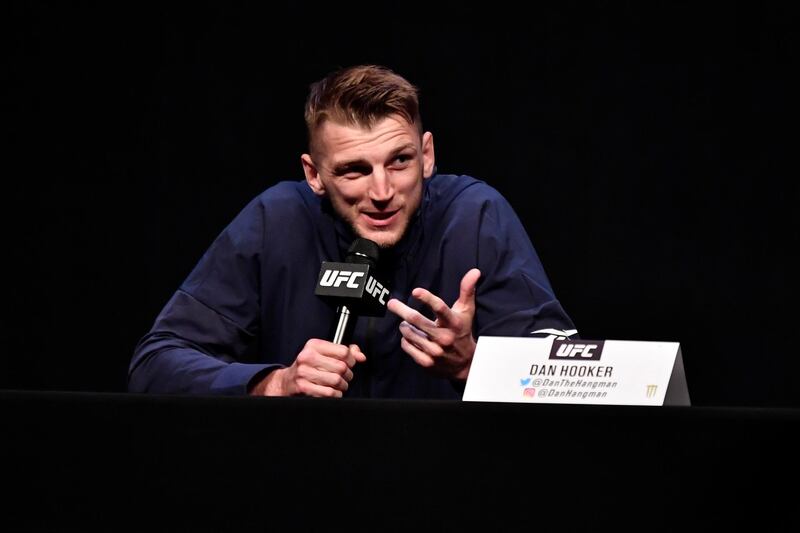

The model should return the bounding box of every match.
[129,174,575,398]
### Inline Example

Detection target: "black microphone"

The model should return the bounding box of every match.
[315,238,390,344]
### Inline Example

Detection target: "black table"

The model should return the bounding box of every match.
[3,391,797,531]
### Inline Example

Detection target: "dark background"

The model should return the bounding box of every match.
[4,2,798,406]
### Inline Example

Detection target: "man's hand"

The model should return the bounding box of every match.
[387,268,481,381]
[249,339,366,397]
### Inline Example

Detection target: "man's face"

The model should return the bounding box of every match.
[301,115,435,248]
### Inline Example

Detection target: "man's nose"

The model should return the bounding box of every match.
[368,167,394,203]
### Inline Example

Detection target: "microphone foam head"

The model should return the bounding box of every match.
[346,238,380,267]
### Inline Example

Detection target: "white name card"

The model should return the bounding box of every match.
[463,336,690,406]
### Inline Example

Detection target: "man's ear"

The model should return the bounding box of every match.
[421,132,436,179]
[301,154,326,196]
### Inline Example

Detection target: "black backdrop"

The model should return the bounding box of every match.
[5,2,798,406]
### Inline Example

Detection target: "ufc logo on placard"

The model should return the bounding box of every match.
[549,340,605,360]
[319,270,365,289]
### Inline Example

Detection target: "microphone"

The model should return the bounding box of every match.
[315,238,391,344]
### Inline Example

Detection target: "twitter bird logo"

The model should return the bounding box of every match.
[520,377,531,386]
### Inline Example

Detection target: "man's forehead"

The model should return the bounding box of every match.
[316,116,420,161]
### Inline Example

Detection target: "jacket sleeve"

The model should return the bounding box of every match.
[128,197,278,395]
[474,190,576,337]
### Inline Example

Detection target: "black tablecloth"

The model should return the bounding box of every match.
[3,391,797,531]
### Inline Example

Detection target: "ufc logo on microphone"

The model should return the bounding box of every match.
[319,270,365,289]
[549,340,605,360]
[366,276,390,304]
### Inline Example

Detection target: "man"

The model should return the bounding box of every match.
[129,65,575,398]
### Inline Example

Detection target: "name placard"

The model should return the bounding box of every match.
[462,337,690,406]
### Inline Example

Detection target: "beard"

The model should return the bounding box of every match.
[346,217,409,249]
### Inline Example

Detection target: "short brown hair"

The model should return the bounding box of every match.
[304,65,422,155]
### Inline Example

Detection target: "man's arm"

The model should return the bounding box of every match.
[129,195,270,395]
[130,288,368,396]
[129,289,275,395]
[470,185,575,337]
[129,187,369,397]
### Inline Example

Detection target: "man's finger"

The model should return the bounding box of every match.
[400,338,435,369]
[387,298,437,333]
[306,367,350,392]
[455,268,481,309]
[312,355,351,375]
[400,320,429,340]
[349,344,367,364]
[308,339,352,361]
[296,378,344,398]
[399,322,443,357]
[410,288,456,326]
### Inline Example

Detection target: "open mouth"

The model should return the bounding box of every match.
[361,209,400,227]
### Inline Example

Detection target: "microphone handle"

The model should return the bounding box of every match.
[332,305,355,345]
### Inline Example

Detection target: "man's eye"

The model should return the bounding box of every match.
[336,165,370,178]
[392,154,412,166]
